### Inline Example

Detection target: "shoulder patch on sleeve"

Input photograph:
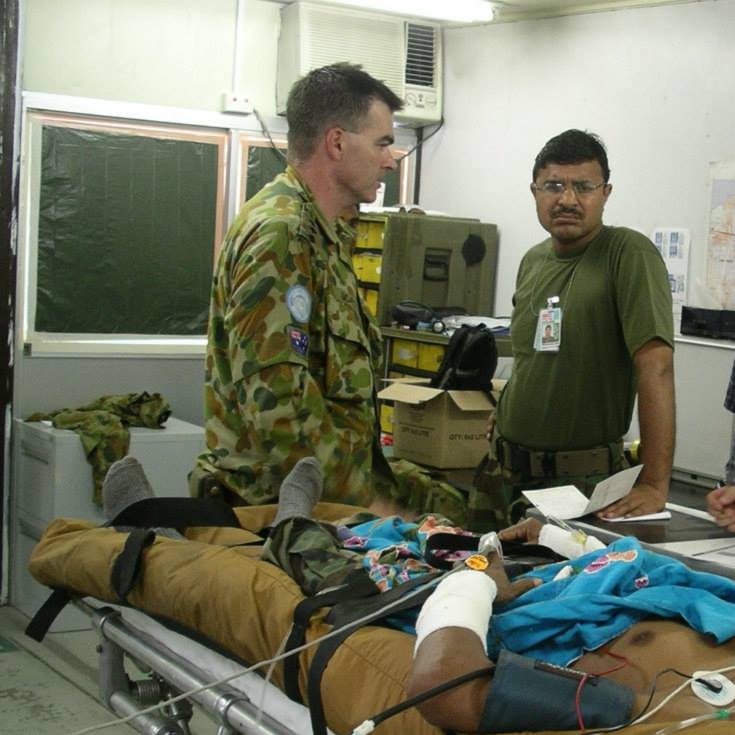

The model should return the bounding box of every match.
[286,284,312,323]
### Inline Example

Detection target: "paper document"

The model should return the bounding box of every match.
[522,465,645,520]
[605,510,672,522]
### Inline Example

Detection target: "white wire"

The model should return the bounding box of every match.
[67,571,447,735]
[631,663,735,726]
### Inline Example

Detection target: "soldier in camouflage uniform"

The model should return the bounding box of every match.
[192,63,406,511]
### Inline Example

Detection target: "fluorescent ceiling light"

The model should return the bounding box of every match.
[309,0,495,23]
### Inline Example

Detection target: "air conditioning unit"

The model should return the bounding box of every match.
[276,1,442,127]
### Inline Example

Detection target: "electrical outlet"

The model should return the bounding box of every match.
[221,92,253,115]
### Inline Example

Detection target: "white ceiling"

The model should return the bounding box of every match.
[267,0,699,25]
[486,0,692,23]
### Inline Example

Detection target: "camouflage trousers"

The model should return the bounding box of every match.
[260,515,375,597]
[192,455,470,528]
[468,440,628,533]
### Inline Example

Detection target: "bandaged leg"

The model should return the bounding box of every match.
[102,456,184,540]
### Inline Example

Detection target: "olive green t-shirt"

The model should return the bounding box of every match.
[496,226,673,451]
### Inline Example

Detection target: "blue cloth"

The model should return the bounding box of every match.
[488,537,735,666]
[335,520,735,661]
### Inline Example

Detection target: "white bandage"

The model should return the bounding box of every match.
[414,569,497,655]
[538,524,606,559]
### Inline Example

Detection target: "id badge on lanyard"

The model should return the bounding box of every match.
[535,296,561,352]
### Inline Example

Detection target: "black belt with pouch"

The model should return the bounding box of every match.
[496,438,621,479]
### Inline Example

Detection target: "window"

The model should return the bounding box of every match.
[22,112,227,351]
[19,100,415,356]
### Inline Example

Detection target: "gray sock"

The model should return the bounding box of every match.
[272,457,323,526]
[102,455,184,540]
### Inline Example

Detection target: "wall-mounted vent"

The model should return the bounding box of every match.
[405,23,437,88]
[276,2,442,127]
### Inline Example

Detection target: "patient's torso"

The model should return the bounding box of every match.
[575,619,735,721]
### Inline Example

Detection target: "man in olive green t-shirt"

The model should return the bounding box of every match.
[480,129,674,529]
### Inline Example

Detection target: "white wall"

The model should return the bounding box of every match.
[423,0,735,313]
[22,0,282,115]
[420,0,735,477]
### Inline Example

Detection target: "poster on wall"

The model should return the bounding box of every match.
[706,161,735,310]
[652,227,690,330]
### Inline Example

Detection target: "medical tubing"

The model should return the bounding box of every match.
[68,569,452,735]
[581,664,735,735]
[633,663,735,726]
[652,705,734,735]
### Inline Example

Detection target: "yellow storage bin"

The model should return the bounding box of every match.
[359,288,378,316]
[418,343,445,374]
[352,252,382,284]
[356,218,385,250]
[379,403,394,434]
[391,338,419,368]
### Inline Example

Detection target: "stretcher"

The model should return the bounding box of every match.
[26,501,735,735]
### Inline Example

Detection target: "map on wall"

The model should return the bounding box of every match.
[706,161,735,310]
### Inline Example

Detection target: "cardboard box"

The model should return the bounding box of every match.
[377,382,494,468]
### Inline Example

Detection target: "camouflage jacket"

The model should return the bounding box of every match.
[196,166,387,506]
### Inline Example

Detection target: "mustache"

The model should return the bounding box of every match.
[551,206,581,217]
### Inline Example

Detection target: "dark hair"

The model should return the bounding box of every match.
[286,62,404,163]
[532,129,610,182]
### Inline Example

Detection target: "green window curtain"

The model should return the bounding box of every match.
[36,126,218,335]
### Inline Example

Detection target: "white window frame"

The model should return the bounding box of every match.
[17,92,415,358]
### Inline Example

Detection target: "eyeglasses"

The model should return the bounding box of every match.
[532,181,606,196]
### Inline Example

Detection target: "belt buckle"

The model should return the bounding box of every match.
[555,448,609,477]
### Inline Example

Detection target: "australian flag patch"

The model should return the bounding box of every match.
[289,326,309,356]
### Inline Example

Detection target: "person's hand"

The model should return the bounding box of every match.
[481,549,541,603]
[706,485,735,532]
[596,482,667,519]
[486,413,496,443]
[497,517,544,544]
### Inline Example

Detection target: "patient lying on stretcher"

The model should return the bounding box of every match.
[103,456,735,733]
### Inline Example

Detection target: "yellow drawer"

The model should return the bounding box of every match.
[391,338,419,368]
[418,343,445,373]
[359,288,378,316]
[355,219,385,250]
[352,252,382,283]
[379,403,394,434]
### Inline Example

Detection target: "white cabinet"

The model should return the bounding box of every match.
[11,417,206,630]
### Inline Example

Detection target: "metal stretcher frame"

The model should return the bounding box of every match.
[75,598,321,735]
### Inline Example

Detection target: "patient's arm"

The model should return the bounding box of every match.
[408,628,493,732]
[407,553,539,732]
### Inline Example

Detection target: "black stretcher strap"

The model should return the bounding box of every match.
[27,497,244,642]
[108,496,241,529]
[25,588,74,642]
[424,532,564,570]
[283,571,378,703]
[110,528,157,602]
[306,572,442,735]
